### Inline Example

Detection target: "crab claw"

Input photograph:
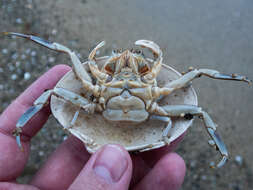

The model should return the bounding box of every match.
[135,40,163,83]
[88,41,106,60]
[87,41,110,82]
[207,128,229,168]
[135,40,162,58]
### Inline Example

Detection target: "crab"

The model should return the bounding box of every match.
[4,32,251,168]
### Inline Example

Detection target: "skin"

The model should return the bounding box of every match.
[0,65,186,190]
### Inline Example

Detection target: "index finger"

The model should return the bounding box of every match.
[130,134,185,187]
[0,64,70,181]
[0,64,70,135]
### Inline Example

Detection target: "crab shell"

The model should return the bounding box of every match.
[50,57,197,153]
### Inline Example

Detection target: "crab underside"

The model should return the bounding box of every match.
[5,32,251,168]
[50,61,197,153]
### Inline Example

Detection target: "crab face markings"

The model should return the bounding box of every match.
[90,47,162,123]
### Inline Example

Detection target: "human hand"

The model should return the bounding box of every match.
[0,65,186,190]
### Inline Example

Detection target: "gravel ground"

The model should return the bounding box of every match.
[1,0,253,189]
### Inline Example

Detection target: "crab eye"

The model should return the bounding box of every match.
[112,49,117,54]
[135,49,142,54]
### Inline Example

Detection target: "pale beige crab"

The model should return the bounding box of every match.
[6,32,251,168]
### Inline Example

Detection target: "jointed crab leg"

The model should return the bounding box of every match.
[167,68,251,90]
[14,87,94,149]
[135,40,163,83]
[4,32,101,96]
[150,115,172,144]
[150,104,228,168]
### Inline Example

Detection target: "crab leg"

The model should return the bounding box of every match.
[167,68,251,90]
[150,104,228,168]
[135,40,163,83]
[4,32,101,96]
[150,115,172,144]
[13,87,94,149]
[152,87,173,99]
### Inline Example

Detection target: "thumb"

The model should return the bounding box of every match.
[68,144,132,190]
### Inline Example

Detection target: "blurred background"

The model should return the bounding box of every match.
[0,0,252,189]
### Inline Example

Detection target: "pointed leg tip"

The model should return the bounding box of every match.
[246,79,252,86]
[216,155,228,168]
[100,41,106,46]
[15,134,24,151]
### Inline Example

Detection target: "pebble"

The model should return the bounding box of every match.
[52,134,58,140]
[31,145,36,151]
[21,54,26,60]
[39,151,44,156]
[41,55,47,60]
[7,5,13,13]
[24,72,31,80]
[201,175,207,181]
[9,65,15,71]
[48,57,55,63]
[31,50,37,57]
[2,49,8,54]
[190,160,197,168]
[235,155,243,166]
[209,161,215,168]
[16,18,23,24]
[11,52,19,60]
[11,74,18,80]
[40,142,46,148]
[25,3,33,9]
[0,67,3,72]
[0,84,4,90]
[15,61,21,67]
[25,48,31,54]
[52,29,57,35]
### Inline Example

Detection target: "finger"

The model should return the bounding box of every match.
[30,136,90,190]
[130,134,185,187]
[133,153,186,190]
[130,154,150,187]
[69,144,132,190]
[0,65,70,181]
[139,133,185,167]
[0,182,39,190]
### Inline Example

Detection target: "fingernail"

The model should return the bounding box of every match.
[93,145,128,183]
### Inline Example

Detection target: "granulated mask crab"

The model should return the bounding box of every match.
[5,32,251,168]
